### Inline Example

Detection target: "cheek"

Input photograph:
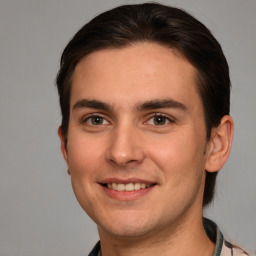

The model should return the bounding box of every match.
[146,130,206,181]
[67,137,104,217]
[67,136,104,179]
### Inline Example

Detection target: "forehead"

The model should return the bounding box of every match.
[71,43,201,110]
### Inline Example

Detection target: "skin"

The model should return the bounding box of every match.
[59,43,233,256]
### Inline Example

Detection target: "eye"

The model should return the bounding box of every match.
[147,114,173,126]
[84,115,110,126]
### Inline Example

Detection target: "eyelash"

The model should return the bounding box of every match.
[81,113,175,127]
[81,114,110,126]
[146,113,174,126]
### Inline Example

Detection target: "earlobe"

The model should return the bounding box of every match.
[58,126,69,166]
[205,115,234,173]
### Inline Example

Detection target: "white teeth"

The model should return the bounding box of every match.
[107,182,151,191]
[125,183,134,191]
[134,183,141,190]
[117,183,125,191]
[112,183,118,190]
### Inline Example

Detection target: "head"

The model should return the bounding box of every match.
[56,3,231,207]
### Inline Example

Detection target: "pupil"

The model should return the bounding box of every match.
[154,116,166,125]
[92,116,103,125]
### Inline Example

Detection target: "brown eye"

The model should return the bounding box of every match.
[146,114,173,126]
[91,116,104,125]
[84,115,109,126]
[153,116,168,125]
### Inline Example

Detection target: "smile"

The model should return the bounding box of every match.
[106,182,153,191]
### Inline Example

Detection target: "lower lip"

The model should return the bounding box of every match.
[101,185,155,201]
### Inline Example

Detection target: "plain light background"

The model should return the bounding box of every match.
[0,0,255,255]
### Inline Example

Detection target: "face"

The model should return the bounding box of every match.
[60,43,212,239]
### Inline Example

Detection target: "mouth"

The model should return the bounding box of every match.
[102,182,155,192]
[99,180,157,201]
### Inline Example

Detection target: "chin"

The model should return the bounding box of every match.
[99,222,154,239]
[96,211,163,240]
[77,201,153,238]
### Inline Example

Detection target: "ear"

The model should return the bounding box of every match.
[205,115,234,173]
[58,126,70,173]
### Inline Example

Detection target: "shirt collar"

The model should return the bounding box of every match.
[203,218,224,256]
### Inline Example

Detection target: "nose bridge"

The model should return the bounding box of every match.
[106,120,145,167]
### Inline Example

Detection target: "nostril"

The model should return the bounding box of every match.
[108,158,141,169]
[105,133,146,167]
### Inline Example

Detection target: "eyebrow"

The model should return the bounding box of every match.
[72,99,111,111]
[72,98,187,112]
[137,99,187,111]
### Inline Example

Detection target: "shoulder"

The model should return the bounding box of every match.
[203,218,253,256]
[222,240,253,256]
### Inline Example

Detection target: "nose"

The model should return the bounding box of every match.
[105,124,146,167]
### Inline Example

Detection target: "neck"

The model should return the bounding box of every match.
[98,215,215,256]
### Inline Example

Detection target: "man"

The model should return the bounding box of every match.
[56,3,249,256]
